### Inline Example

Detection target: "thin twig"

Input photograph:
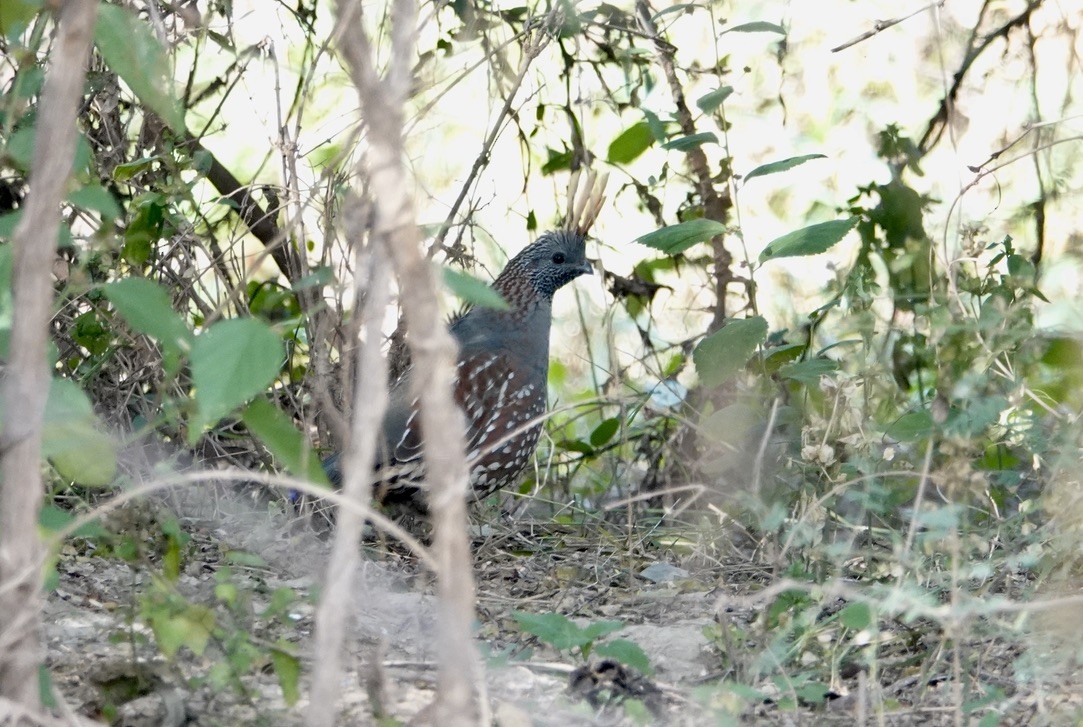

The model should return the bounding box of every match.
[308,208,392,724]
[831,1,946,53]
[429,8,558,257]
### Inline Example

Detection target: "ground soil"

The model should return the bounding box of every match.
[40,486,1082,726]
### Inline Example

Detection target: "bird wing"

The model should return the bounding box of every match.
[389,352,543,470]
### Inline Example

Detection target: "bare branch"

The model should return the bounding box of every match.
[332,0,481,723]
[0,0,99,709]
[831,1,945,53]
[307,202,391,725]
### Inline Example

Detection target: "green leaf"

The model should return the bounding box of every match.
[104,277,192,366]
[607,122,655,164]
[693,317,768,387]
[886,410,934,441]
[839,602,873,630]
[442,267,509,310]
[0,0,41,39]
[112,156,159,182]
[557,438,594,455]
[122,194,166,266]
[512,612,623,651]
[642,109,668,141]
[41,378,117,486]
[6,126,92,175]
[40,505,106,539]
[725,21,786,34]
[695,86,733,114]
[759,217,858,262]
[72,310,111,356]
[589,417,620,448]
[595,639,653,676]
[541,147,573,175]
[744,153,826,183]
[148,603,215,657]
[271,644,301,706]
[242,398,330,487]
[68,184,122,220]
[636,218,726,255]
[794,682,830,705]
[95,5,184,132]
[663,132,718,151]
[651,3,698,20]
[778,358,837,386]
[190,319,283,442]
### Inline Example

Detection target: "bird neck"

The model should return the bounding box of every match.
[452,295,553,373]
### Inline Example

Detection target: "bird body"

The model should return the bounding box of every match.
[324,229,592,505]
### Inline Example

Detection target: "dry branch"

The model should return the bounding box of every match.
[327,0,481,724]
[307,202,391,725]
[0,0,100,709]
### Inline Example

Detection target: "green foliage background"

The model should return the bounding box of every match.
[2,0,1082,721]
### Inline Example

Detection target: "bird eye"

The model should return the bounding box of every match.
[552,253,566,264]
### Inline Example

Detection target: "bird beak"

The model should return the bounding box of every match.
[578,260,594,276]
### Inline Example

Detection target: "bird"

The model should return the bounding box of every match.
[323,229,593,505]
[321,171,607,508]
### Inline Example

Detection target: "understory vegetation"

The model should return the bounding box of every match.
[1,0,1082,724]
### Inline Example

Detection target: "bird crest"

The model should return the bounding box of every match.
[563,168,608,237]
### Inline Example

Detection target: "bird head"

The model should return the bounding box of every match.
[498,230,593,301]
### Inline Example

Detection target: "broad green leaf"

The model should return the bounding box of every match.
[68,184,122,220]
[725,21,786,34]
[762,343,805,374]
[607,121,655,164]
[112,156,159,182]
[1006,253,1035,282]
[595,639,653,676]
[693,317,768,387]
[39,504,106,539]
[95,5,184,131]
[443,267,509,310]
[6,126,92,175]
[291,266,333,291]
[589,417,620,447]
[744,153,826,183]
[42,378,117,486]
[636,218,726,255]
[695,86,733,114]
[0,210,73,248]
[642,109,667,142]
[794,682,830,705]
[104,277,192,365]
[542,147,573,175]
[512,612,623,651]
[242,397,330,487]
[190,318,283,442]
[148,603,215,657]
[759,217,858,262]
[271,644,301,706]
[0,0,41,39]
[886,410,934,441]
[580,620,626,642]
[663,132,718,151]
[557,438,594,455]
[778,358,837,386]
[839,602,873,630]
